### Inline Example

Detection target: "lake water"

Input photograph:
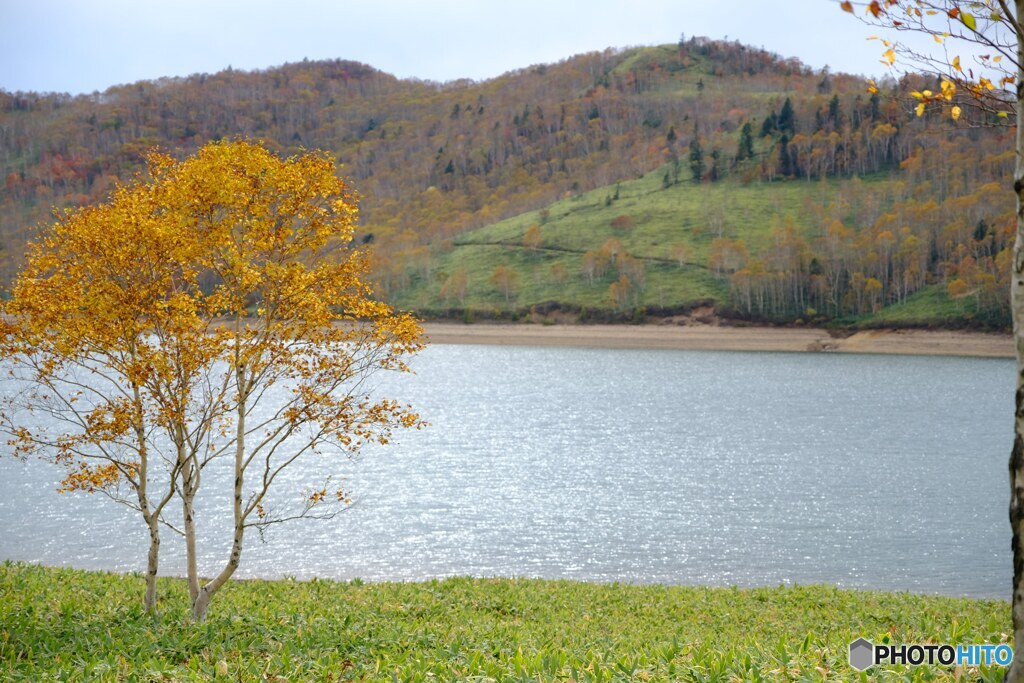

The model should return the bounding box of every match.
[0,344,1014,599]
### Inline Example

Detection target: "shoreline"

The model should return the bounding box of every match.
[422,322,1015,358]
[0,559,1009,602]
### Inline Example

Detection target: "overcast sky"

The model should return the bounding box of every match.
[2,0,921,95]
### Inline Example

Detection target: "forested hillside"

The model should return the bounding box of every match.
[0,37,1014,327]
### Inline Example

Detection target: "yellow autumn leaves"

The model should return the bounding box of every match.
[843,1,1016,123]
[911,79,960,118]
[2,138,425,493]
[841,0,983,31]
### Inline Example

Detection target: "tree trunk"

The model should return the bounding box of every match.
[131,378,161,614]
[190,526,243,622]
[190,365,248,623]
[191,587,213,622]
[1008,6,1024,680]
[181,454,200,605]
[143,514,160,613]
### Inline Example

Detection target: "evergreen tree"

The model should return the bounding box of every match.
[736,121,755,162]
[817,73,832,94]
[778,98,796,135]
[975,218,991,242]
[778,134,793,177]
[709,148,722,181]
[828,95,843,127]
[869,92,881,121]
[688,132,705,183]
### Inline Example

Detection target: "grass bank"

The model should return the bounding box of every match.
[0,562,1011,681]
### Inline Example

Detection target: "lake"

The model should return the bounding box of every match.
[0,344,1013,599]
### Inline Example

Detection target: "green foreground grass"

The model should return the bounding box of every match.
[0,562,1012,681]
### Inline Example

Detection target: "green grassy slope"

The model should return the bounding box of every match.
[392,164,982,327]
[0,562,1010,681]
[396,169,866,321]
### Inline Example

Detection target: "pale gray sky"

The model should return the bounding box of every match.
[0,0,918,95]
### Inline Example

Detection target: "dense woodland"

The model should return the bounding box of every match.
[0,37,1015,326]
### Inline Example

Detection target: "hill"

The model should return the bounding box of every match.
[395,161,1012,329]
[0,38,1014,328]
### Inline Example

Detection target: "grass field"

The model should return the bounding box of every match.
[0,562,1011,681]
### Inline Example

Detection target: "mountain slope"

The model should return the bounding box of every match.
[0,38,1014,327]
[394,160,1010,328]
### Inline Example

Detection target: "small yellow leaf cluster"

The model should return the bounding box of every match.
[59,462,124,493]
[910,78,963,121]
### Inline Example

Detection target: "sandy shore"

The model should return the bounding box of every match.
[422,322,1015,358]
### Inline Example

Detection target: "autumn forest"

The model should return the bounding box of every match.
[0,36,1014,327]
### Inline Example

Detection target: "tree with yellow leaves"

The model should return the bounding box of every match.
[0,140,424,621]
[844,0,1016,121]
[841,2,1024,677]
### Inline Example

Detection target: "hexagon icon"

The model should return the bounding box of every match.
[849,638,874,671]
